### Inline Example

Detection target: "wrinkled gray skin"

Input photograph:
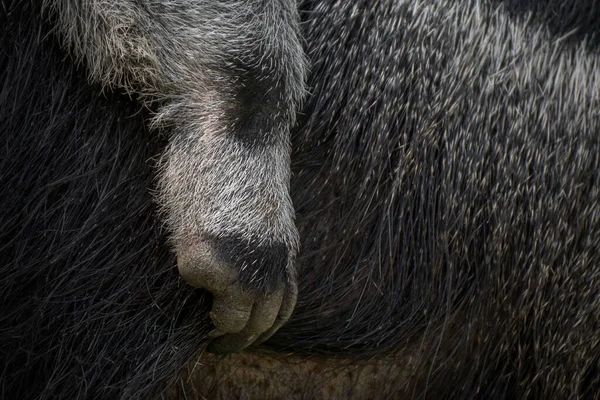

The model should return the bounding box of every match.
[43,0,306,352]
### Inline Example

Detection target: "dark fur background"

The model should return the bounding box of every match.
[2,0,600,399]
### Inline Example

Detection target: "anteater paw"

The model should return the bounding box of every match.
[177,235,297,353]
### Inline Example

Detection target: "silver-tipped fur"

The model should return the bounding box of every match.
[43,0,307,351]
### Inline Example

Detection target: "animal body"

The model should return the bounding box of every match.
[1,0,600,399]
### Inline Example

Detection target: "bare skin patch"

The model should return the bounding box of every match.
[173,351,420,399]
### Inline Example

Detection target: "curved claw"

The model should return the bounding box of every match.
[209,283,288,353]
[253,279,298,346]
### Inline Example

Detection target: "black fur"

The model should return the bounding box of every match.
[0,3,210,398]
[205,234,291,290]
[2,0,600,399]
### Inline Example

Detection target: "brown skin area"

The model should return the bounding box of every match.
[170,314,468,399]
[173,351,416,399]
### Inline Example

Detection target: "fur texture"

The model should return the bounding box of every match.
[2,0,600,399]
[43,0,308,351]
